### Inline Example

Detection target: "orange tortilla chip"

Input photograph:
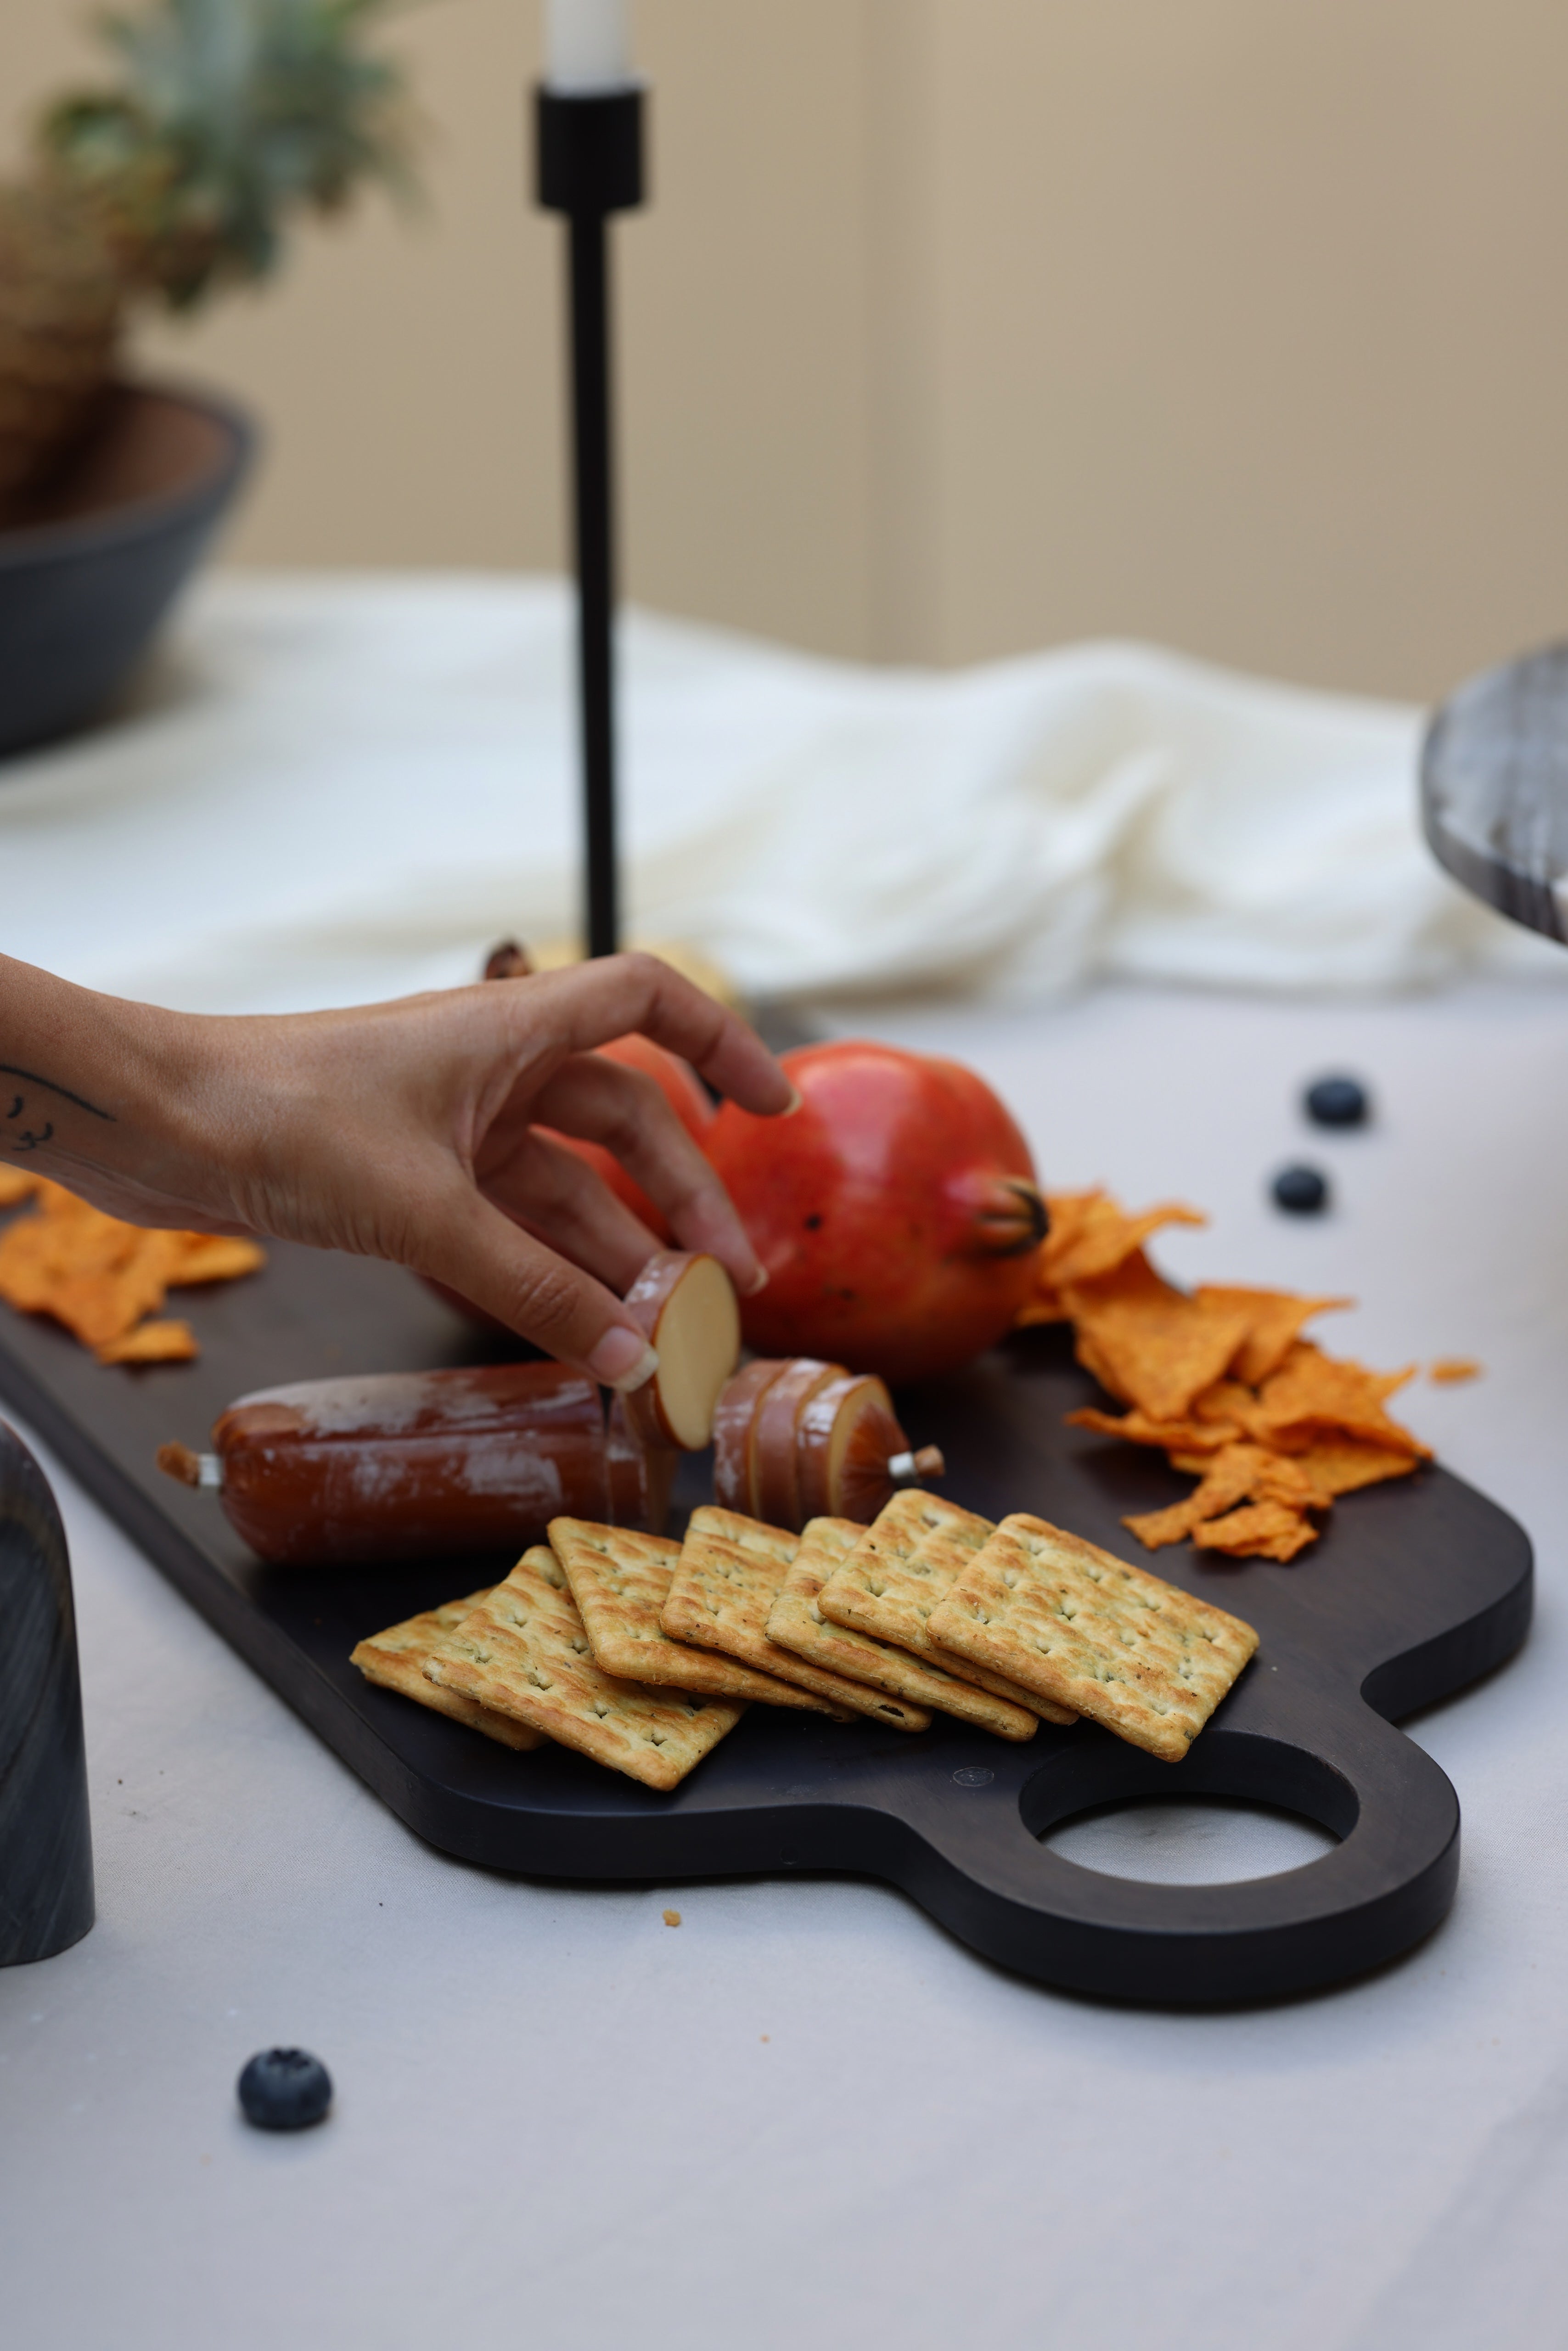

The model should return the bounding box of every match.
[1192,1379,1256,1428]
[1049,1186,1431,1568]
[23,1208,130,1281]
[46,1263,171,1349]
[95,1319,199,1366]
[1124,1443,1320,1552]
[1122,1501,1200,1552]
[1064,1252,1254,1424]
[0,1167,41,1209]
[1019,1189,1208,1325]
[1069,1327,1131,1404]
[1213,1444,1318,1508]
[1249,1342,1428,1458]
[19,1221,188,1347]
[1089,1381,1259,1458]
[1196,1285,1354,1388]
[0,1183,266,1366]
[164,1235,267,1286]
[1067,1403,1240,1456]
[0,1220,63,1311]
[1034,1189,1103,1263]
[1291,1439,1422,1500]
[1192,1501,1319,1563]
[1041,1191,1207,1290]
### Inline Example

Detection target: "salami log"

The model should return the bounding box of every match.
[159,1362,612,1566]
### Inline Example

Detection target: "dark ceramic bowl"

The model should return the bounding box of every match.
[0,379,253,760]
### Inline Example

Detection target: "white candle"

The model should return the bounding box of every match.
[545,0,632,93]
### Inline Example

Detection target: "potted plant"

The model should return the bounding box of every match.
[0,0,414,758]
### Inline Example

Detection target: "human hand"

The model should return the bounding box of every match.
[0,952,794,1389]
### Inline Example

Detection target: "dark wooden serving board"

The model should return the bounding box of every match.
[0,1244,1531,2006]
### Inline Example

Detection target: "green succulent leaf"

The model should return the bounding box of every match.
[41,0,418,308]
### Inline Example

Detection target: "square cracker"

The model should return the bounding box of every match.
[662,1506,931,1732]
[927,1513,1258,1763]
[425,1548,742,1790]
[817,1491,1076,1727]
[550,1516,842,1715]
[766,1519,1037,1743]
[352,1590,544,1751]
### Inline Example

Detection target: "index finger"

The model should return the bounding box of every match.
[500,953,795,1115]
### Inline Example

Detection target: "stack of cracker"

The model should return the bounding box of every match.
[354,1543,751,1793]
[1017,1187,1432,1563]
[804,1490,1255,1761]
[0,1170,265,1364]
[352,1492,1260,1785]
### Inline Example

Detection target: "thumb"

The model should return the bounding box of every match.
[417,1186,658,1390]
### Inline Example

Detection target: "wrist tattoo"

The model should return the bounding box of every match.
[1,1063,115,1157]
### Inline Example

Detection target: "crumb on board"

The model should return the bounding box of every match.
[663,1908,681,1927]
[1429,1358,1482,1385]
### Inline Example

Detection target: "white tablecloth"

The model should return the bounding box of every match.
[2,577,1566,2343]
[4,975,1567,2351]
[0,572,1560,1014]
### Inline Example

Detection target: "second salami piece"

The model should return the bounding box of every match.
[713,1356,944,1531]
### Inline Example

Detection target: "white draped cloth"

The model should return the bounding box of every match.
[0,572,1553,1015]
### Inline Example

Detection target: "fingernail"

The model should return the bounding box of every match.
[589,1329,660,1391]
[781,1085,804,1116]
[745,1265,770,1297]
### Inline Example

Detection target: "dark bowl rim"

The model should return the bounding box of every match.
[0,378,256,573]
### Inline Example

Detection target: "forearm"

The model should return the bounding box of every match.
[0,947,788,1381]
[0,956,229,1225]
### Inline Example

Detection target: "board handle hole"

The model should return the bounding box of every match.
[1020,1732,1359,1885]
[1040,1795,1338,1886]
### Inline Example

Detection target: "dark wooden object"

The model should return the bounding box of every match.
[1422,642,1568,942]
[0,1249,1529,2006]
[0,1419,94,1967]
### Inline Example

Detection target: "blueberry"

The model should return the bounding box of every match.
[1272,1164,1329,1215]
[1304,1074,1369,1128]
[237,2047,332,2132]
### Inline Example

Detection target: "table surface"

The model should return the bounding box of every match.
[4,973,1568,2350]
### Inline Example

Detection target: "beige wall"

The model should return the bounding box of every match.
[911,0,1568,694]
[6,0,1568,698]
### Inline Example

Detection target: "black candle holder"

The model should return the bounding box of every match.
[535,84,646,960]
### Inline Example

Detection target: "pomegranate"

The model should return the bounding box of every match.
[704,1041,1045,1384]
